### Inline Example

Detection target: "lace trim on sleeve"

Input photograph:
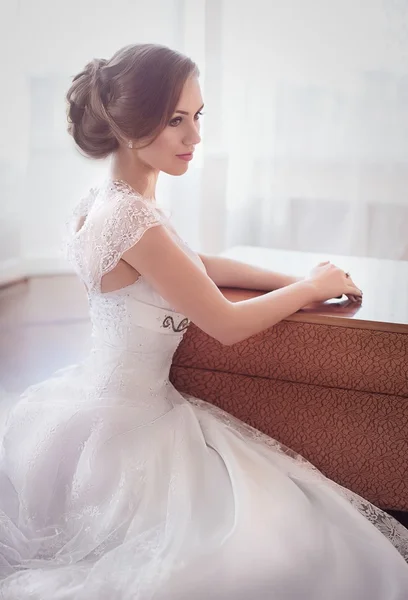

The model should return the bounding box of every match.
[99,193,164,277]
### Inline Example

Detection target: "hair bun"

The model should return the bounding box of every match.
[66,56,119,159]
[87,58,108,80]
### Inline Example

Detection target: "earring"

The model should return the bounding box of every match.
[127,140,133,149]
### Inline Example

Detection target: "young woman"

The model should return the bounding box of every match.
[0,43,407,600]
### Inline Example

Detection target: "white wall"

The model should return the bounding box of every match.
[0,1,25,284]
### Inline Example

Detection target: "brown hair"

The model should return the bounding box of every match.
[66,44,199,159]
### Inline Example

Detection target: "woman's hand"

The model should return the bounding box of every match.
[305,261,363,303]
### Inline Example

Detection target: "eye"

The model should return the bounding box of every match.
[169,111,205,127]
[169,117,182,127]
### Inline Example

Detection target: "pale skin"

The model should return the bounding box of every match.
[102,75,362,345]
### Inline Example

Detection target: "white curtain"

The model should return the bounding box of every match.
[1,0,407,286]
[208,0,408,259]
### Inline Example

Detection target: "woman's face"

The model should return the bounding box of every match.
[136,76,203,176]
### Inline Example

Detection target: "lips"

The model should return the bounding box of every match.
[176,153,194,161]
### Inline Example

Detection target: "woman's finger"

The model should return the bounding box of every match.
[347,287,363,301]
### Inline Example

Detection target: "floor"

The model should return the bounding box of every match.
[0,275,91,393]
[0,275,407,529]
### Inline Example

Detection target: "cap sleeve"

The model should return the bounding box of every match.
[99,193,164,276]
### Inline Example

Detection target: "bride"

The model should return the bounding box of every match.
[1,43,407,600]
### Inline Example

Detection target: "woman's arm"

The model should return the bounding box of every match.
[198,253,300,291]
[122,226,361,346]
[121,226,317,346]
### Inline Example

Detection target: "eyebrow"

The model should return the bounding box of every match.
[174,104,204,116]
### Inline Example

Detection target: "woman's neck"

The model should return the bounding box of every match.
[110,151,158,200]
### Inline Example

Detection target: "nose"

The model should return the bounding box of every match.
[183,122,201,147]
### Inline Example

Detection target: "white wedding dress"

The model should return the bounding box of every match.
[1,179,408,600]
